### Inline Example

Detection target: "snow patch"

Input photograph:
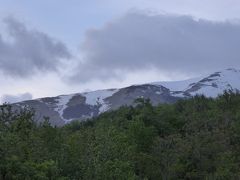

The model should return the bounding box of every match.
[187,69,240,97]
[83,89,119,113]
[155,91,162,95]
[151,77,202,91]
[152,69,240,98]
[54,94,74,121]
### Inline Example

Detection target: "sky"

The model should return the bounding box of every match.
[0,0,240,103]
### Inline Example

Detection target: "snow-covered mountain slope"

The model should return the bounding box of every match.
[151,77,202,92]
[181,68,240,97]
[12,68,240,126]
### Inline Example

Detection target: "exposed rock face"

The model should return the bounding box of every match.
[106,84,178,110]
[11,68,240,126]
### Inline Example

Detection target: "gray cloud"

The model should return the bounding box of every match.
[0,17,71,77]
[1,92,32,104]
[71,12,240,82]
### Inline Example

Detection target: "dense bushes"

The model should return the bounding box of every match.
[1,92,240,179]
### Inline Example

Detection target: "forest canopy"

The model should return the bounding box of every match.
[1,91,240,179]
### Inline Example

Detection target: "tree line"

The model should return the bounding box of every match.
[1,91,240,179]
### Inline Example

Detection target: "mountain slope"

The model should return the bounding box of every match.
[183,68,240,97]
[13,68,240,126]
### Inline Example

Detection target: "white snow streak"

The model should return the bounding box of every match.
[83,89,118,113]
[54,94,74,121]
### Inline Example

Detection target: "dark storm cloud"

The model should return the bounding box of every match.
[1,92,32,103]
[71,12,240,82]
[0,17,71,77]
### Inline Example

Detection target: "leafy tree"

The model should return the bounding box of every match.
[1,92,240,179]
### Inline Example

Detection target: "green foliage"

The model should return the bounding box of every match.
[1,92,240,179]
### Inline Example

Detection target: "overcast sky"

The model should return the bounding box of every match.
[0,0,240,103]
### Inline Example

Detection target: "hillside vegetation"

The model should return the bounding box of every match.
[1,91,240,179]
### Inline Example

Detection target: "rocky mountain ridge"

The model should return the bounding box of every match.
[13,68,240,126]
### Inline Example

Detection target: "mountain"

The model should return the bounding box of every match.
[13,68,240,126]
